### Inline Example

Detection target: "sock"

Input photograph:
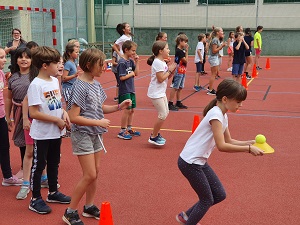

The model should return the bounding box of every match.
[22,180,30,186]
[245,72,248,76]
[168,101,173,105]
[127,125,132,131]
[84,204,93,209]
[67,208,76,213]
[41,174,48,181]
[120,128,126,132]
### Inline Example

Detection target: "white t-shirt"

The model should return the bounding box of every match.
[147,58,168,99]
[180,106,228,165]
[28,76,63,140]
[219,42,224,56]
[115,34,132,55]
[194,42,204,63]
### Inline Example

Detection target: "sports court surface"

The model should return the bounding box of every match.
[1,56,299,225]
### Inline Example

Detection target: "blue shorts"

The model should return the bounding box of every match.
[172,72,186,89]
[195,62,203,73]
[232,64,244,76]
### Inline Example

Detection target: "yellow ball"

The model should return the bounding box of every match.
[255,134,266,144]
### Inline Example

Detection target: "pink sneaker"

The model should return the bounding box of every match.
[2,176,23,186]
[175,211,201,225]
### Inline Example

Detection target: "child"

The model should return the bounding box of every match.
[155,32,168,42]
[27,46,71,214]
[176,78,264,225]
[168,34,189,111]
[207,27,226,95]
[232,32,249,83]
[0,47,23,186]
[244,28,254,80]
[62,48,131,225]
[254,25,263,70]
[226,31,235,72]
[217,36,224,79]
[111,42,120,102]
[62,42,79,105]
[194,33,206,92]
[201,33,211,75]
[113,22,133,58]
[147,41,176,146]
[117,40,140,140]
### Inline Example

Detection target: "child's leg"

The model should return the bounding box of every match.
[209,66,218,91]
[121,109,130,129]
[0,117,13,179]
[46,138,61,193]
[151,97,169,137]
[22,144,33,182]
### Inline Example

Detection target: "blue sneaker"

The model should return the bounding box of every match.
[46,191,71,204]
[148,134,166,146]
[158,133,166,142]
[193,85,200,92]
[29,197,52,214]
[118,131,132,140]
[127,129,141,136]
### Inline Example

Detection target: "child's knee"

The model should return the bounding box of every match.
[158,111,169,120]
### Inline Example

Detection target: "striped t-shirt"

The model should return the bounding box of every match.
[68,79,107,135]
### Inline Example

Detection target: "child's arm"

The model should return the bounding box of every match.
[4,89,13,131]
[133,55,139,76]
[102,99,132,114]
[22,95,31,130]
[235,41,242,50]
[243,38,249,50]
[156,62,177,83]
[29,105,66,130]
[119,72,135,81]
[212,42,226,54]
[211,119,264,156]
[62,109,71,131]
[68,103,110,128]
[255,37,261,50]
[62,69,78,83]
[197,49,203,62]
[112,56,118,67]
[112,43,122,58]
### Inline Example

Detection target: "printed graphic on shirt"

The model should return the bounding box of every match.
[44,89,62,110]
[126,66,133,74]
[0,80,4,91]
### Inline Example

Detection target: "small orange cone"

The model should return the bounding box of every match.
[265,58,271,70]
[192,115,200,134]
[252,64,257,78]
[241,73,248,90]
[99,202,114,225]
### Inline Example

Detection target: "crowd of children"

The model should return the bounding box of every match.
[0,23,265,225]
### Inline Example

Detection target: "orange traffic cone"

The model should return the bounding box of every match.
[252,64,258,78]
[192,115,200,134]
[265,58,271,70]
[99,202,114,225]
[241,73,248,90]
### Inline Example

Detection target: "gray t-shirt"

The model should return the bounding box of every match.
[209,37,221,57]
[68,79,107,135]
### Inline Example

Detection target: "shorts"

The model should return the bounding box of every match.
[255,48,261,55]
[114,72,120,86]
[71,130,103,155]
[227,46,233,54]
[24,118,33,145]
[208,55,219,67]
[195,62,203,73]
[245,51,251,57]
[62,87,72,102]
[150,96,169,120]
[119,93,136,109]
[172,72,186,89]
[232,64,244,76]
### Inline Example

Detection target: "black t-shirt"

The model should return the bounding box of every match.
[233,41,246,64]
[174,47,186,66]
[244,35,253,53]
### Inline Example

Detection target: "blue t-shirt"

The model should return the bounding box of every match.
[233,41,246,64]
[62,60,77,88]
[117,57,136,95]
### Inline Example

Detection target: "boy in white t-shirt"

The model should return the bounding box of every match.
[194,34,207,92]
[27,46,71,214]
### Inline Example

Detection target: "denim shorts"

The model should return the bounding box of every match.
[208,55,219,67]
[232,63,244,76]
[71,130,103,155]
[172,72,186,89]
[195,62,203,73]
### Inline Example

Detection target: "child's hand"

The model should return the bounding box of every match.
[168,63,177,74]
[134,54,139,62]
[62,110,71,131]
[185,43,189,50]
[222,42,227,47]
[250,145,264,156]
[56,118,66,130]
[23,118,31,130]
[6,118,13,132]
[119,99,132,110]
[98,118,110,128]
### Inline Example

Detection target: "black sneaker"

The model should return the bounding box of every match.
[207,89,216,95]
[168,104,178,111]
[82,205,100,220]
[176,102,188,109]
[29,197,52,214]
[46,191,71,204]
[63,209,84,225]
[246,74,252,80]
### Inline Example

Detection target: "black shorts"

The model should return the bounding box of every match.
[245,51,251,57]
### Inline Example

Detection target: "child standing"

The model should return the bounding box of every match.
[194,34,206,92]
[147,41,176,146]
[0,47,23,186]
[111,42,120,102]
[62,48,131,225]
[113,22,133,58]
[244,28,254,80]
[226,31,235,72]
[254,25,263,70]
[117,40,140,140]
[62,42,79,105]
[232,32,249,83]
[168,34,189,111]
[176,79,264,225]
[27,46,71,214]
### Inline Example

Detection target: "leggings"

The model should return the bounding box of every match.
[0,117,13,179]
[178,157,226,225]
[31,138,61,198]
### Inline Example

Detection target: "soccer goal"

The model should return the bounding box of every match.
[0,6,57,49]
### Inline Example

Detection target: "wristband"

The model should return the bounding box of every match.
[118,104,122,111]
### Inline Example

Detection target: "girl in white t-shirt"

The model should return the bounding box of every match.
[176,79,264,225]
[146,41,176,146]
[112,22,133,58]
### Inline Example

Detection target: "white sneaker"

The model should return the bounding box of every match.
[16,185,30,200]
